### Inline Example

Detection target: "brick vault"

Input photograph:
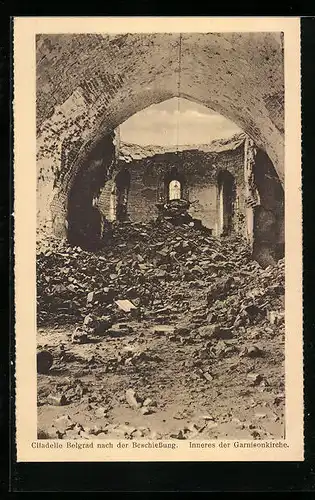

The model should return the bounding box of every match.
[35,33,284,240]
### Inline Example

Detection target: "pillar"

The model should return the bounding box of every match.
[244,136,260,247]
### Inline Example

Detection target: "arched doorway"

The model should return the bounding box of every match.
[217,171,236,236]
[168,179,181,201]
[113,167,131,222]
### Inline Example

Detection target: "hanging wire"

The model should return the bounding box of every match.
[175,33,182,156]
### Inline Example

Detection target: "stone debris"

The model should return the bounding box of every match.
[247,373,263,386]
[140,406,151,415]
[125,388,156,415]
[43,416,161,440]
[71,328,89,344]
[170,423,201,440]
[240,345,263,358]
[268,310,285,325]
[45,379,87,407]
[53,414,74,433]
[203,371,214,382]
[108,323,134,337]
[153,325,175,335]
[84,315,114,335]
[95,407,108,418]
[36,219,285,441]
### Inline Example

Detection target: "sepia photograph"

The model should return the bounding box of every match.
[14,17,302,461]
[35,30,286,442]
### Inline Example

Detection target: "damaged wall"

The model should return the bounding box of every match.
[49,132,116,248]
[36,32,284,241]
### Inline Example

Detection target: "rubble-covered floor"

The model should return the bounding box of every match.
[37,220,285,441]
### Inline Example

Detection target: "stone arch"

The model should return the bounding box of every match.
[66,133,115,249]
[36,32,284,239]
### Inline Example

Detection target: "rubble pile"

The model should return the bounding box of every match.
[37,220,284,336]
[38,413,162,440]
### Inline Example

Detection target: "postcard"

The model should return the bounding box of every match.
[14,16,303,462]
